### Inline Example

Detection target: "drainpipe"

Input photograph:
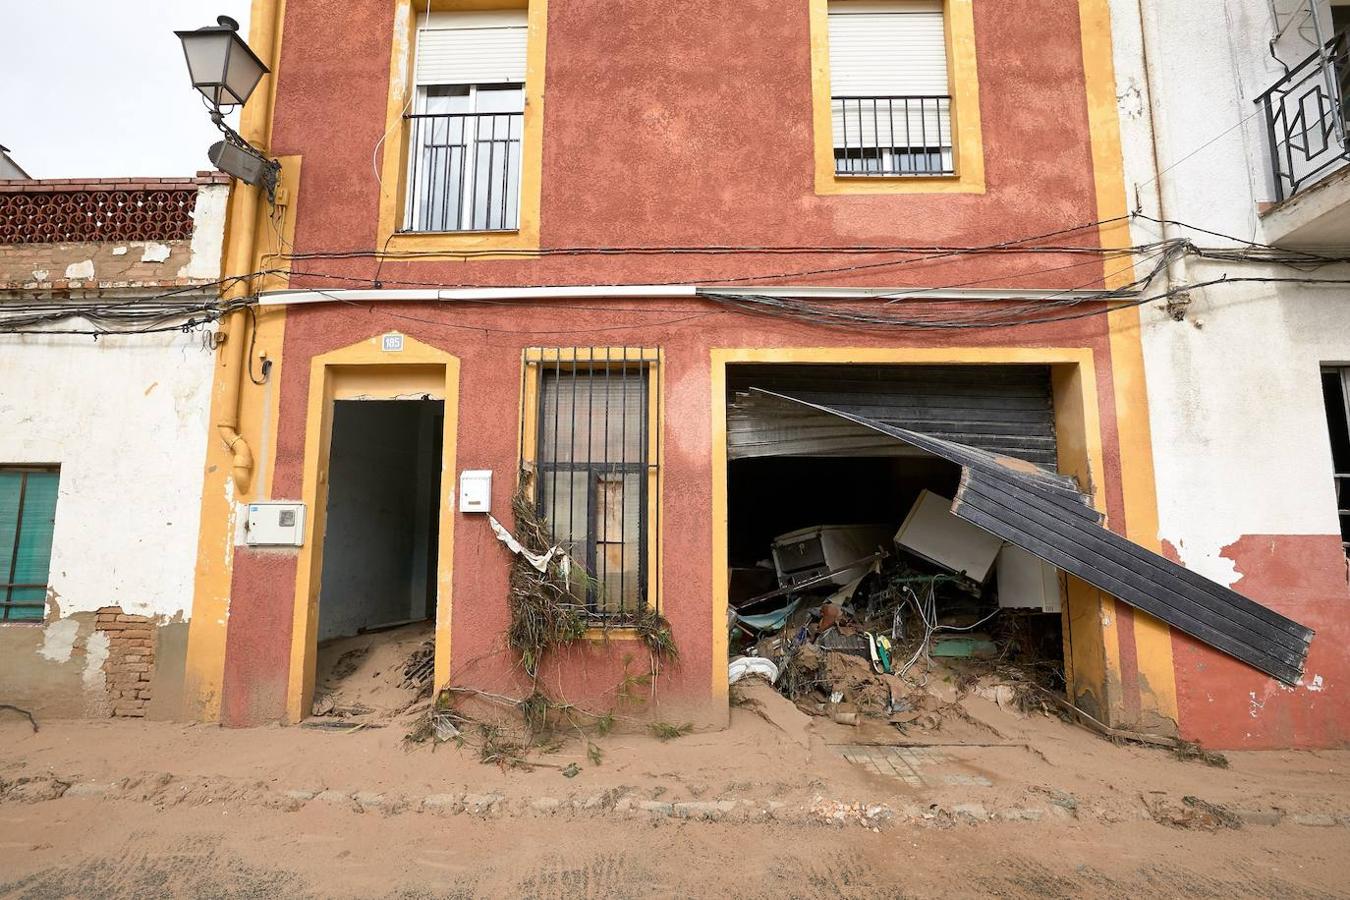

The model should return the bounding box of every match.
[216,0,284,494]
[1135,0,1192,320]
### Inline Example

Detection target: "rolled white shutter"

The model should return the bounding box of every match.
[828,2,951,152]
[415,10,528,85]
[827,1,949,96]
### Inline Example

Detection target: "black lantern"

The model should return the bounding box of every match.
[175,16,269,110]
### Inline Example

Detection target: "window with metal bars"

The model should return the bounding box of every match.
[1321,367,1350,551]
[0,466,60,622]
[525,349,661,619]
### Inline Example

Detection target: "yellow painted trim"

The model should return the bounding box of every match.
[709,346,1106,703]
[810,0,986,195]
[1078,0,1178,730]
[375,0,545,256]
[181,154,300,722]
[285,335,461,722]
[518,348,664,623]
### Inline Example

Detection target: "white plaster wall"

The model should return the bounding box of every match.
[1111,0,1350,580]
[0,182,226,620]
[0,329,215,618]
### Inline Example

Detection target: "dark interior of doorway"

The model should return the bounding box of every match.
[312,399,443,720]
[725,365,1068,703]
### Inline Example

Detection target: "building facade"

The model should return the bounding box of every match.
[0,173,228,719]
[167,0,1340,748]
[1109,0,1350,748]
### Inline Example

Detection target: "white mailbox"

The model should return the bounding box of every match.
[245,502,306,546]
[459,470,492,514]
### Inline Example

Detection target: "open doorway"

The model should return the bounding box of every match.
[311,398,443,721]
[725,363,1068,730]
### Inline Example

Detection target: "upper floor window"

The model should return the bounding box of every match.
[403,11,527,233]
[828,0,954,177]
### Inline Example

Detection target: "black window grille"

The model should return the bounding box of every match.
[528,350,660,619]
[1256,31,1350,202]
[832,95,955,176]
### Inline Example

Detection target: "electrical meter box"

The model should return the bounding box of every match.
[245,502,306,546]
[459,470,492,513]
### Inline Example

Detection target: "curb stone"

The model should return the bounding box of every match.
[65,783,113,798]
[999,807,1045,822]
[672,800,738,820]
[421,793,463,813]
[463,793,504,815]
[952,803,989,823]
[20,772,1350,832]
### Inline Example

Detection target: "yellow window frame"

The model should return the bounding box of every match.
[809,0,986,195]
[377,0,547,256]
[519,348,664,631]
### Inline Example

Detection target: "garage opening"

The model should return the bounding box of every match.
[726,364,1069,725]
[312,398,443,721]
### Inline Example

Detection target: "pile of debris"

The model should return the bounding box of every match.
[728,491,1066,731]
[309,621,436,724]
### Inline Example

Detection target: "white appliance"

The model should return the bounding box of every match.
[893,490,1002,582]
[996,544,1063,613]
[771,524,892,589]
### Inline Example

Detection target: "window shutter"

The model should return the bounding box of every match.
[827,1,950,97]
[0,469,59,621]
[415,10,529,86]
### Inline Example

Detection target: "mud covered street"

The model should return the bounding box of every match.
[1,794,1347,899]
[3,689,1350,899]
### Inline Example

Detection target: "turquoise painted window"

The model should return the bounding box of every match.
[0,467,60,622]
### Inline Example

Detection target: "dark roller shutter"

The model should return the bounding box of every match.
[727,364,1058,467]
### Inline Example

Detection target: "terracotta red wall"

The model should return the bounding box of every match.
[221,549,298,726]
[222,1,1146,725]
[1171,535,1350,750]
[268,0,1105,293]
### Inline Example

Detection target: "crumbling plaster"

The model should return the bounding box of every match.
[0,181,227,626]
[1110,0,1350,745]
[1111,0,1350,564]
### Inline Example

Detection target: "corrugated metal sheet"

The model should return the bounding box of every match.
[750,389,1315,686]
[728,364,1058,466]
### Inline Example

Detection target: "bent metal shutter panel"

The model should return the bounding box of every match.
[749,389,1315,686]
[415,10,528,86]
[827,1,950,96]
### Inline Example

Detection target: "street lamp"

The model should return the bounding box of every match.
[175,16,280,200]
[175,16,268,110]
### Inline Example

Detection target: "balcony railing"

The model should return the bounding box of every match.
[1257,32,1350,202]
[832,95,954,176]
[402,111,523,233]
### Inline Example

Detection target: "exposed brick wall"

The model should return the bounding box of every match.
[0,240,197,292]
[96,607,156,718]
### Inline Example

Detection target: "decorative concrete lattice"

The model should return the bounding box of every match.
[0,185,198,244]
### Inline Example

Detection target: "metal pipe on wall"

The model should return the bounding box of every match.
[215,0,286,495]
